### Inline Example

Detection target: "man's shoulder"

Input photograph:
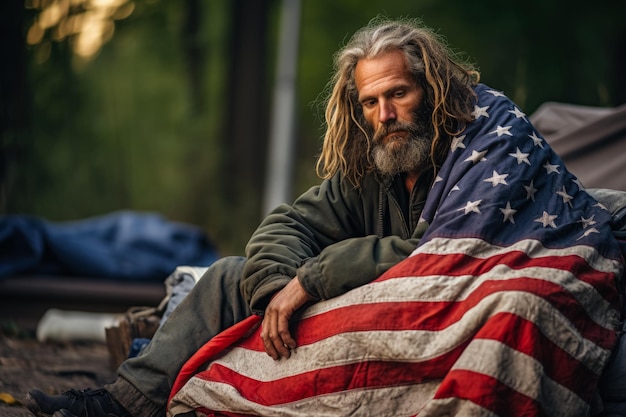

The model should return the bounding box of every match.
[472,83,510,103]
[466,83,526,131]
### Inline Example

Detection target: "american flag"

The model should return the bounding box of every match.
[419,84,619,254]
[168,84,624,417]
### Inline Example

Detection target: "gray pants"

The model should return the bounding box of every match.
[106,256,252,417]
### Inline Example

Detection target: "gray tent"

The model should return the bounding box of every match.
[530,102,626,192]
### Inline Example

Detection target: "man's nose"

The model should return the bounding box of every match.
[379,100,397,123]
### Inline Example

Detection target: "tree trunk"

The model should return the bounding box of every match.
[220,0,271,236]
[0,2,29,212]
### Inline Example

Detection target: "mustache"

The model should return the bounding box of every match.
[372,120,423,144]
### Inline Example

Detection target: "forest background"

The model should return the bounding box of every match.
[2,0,625,256]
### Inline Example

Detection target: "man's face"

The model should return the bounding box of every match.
[355,49,433,176]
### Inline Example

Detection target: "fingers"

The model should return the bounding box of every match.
[279,318,297,351]
[261,306,294,360]
[260,277,315,360]
[260,313,278,360]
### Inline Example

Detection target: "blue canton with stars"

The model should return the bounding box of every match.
[418,84,620,259]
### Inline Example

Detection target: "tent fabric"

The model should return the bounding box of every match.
[0,211,219,281]
[530,102,626,192]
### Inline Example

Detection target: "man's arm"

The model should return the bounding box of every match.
[259,233,425,360]
[242,173,427,357]
[242,172,374,315]
[296,232,425,301]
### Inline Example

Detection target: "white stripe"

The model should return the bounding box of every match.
[453,339,590,417]
[418,396,501,417]
[211,291,611,382]
[413,236,622,275]
[169,378,441,417]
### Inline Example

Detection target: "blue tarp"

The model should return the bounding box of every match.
[0,211,219,281]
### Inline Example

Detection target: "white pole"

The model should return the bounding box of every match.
[262,0,301,215]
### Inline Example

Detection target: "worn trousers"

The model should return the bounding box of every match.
[105,256,252,417]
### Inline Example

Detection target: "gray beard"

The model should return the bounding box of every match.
[372,135,431,176]
[369,112,434,176]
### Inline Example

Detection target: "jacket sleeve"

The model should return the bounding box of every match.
[241,173,426,315]
[296,231,425,302]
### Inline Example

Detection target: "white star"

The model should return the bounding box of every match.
[458,200,482,215]
[451,135,467,151]
[524,180,538,202]
[483,170,509,187]
[508,147,530,165]
[577,228,600,240]
[487,90,506,97]
[528,131,544,148]
[490,125,513,137]
[464,149,488,164]
[556,186,574,207]
[534,211,558,228]
[543,162,560,174]
[449,185,461,195]
[508,107,527,121]
[500,202,517,224]
[472,105,490,120]
[580,215,597,229]
[433,176,444,187]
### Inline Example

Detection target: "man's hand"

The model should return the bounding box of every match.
[261,277,314,360]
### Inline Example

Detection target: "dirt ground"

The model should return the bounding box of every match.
[0,275,167,417]
[0,322,118,417]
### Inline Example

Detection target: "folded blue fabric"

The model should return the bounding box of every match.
[0,211,219,281]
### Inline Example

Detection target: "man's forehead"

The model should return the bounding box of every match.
[355,50,413,98]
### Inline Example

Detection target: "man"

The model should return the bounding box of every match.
[25,17,622,417]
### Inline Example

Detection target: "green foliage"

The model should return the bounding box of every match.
[11,0,235,250]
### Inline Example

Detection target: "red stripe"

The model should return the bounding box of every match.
[169,315,262,403]
[195,342,467,407]
[434,369,544,417]
[476,312,602,401]
[232,277,615,352]
[379,250,620,305]
[463,277,617,350]
[193,312,603,409]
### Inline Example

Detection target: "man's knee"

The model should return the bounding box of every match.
[197,256,247,288]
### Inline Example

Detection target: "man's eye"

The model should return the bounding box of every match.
[362,100,376,108]
[394,90,406,98]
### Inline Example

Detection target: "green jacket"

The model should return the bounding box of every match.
[242,171,432,315]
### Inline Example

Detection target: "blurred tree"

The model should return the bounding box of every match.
[215,0,273,253]
[3,0,624,257]
[0,1,30,211]
[5,0,277,255]
[182,0,205,115]
[24,0,136,63]
[617,27,626,104]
